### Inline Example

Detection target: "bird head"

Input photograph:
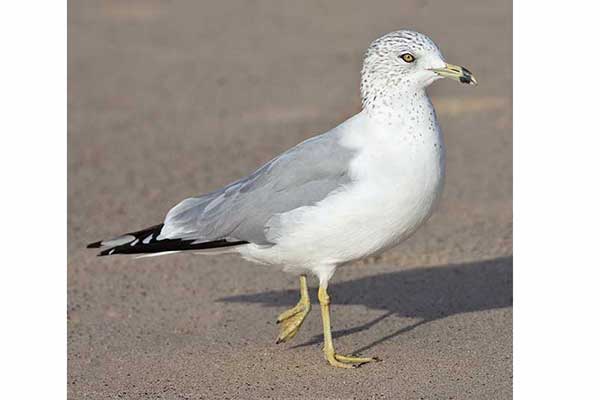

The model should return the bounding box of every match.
[360,30,476,108]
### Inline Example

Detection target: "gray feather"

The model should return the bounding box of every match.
[160,130,355,245]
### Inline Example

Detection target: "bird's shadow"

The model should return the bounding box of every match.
[219,256,512,353]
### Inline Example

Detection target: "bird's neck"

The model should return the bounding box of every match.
[361,87,434,126]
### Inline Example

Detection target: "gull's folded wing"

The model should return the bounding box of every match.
[160,129,356,246]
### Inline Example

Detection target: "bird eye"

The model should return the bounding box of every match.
[400,53,415,63]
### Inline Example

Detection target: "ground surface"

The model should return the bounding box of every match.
[68,1,512,399]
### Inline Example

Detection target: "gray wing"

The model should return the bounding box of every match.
[159,130,356,245]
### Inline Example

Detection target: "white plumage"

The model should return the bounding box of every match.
[238,100,445,285]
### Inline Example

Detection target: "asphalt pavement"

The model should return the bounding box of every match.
[68,1,512,398]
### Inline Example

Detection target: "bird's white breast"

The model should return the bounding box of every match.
[240,93,445,272]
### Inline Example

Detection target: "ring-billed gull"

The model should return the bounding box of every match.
[88,30,477,368]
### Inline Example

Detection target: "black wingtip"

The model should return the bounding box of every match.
[97,249,111,256]
[87,223,248,256]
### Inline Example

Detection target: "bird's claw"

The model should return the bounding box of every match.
[276,301,311,343]
[325,351,381,368]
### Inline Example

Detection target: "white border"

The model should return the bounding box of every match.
[0,2,66,398]
[515,1,600,399]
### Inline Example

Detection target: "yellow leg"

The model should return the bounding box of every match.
[276,275,311,343]
[318,285,380,368]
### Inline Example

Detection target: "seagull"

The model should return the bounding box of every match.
[88,30,477,368]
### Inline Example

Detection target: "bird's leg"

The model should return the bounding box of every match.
[276,275,311,343]
[318,284,380,368]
